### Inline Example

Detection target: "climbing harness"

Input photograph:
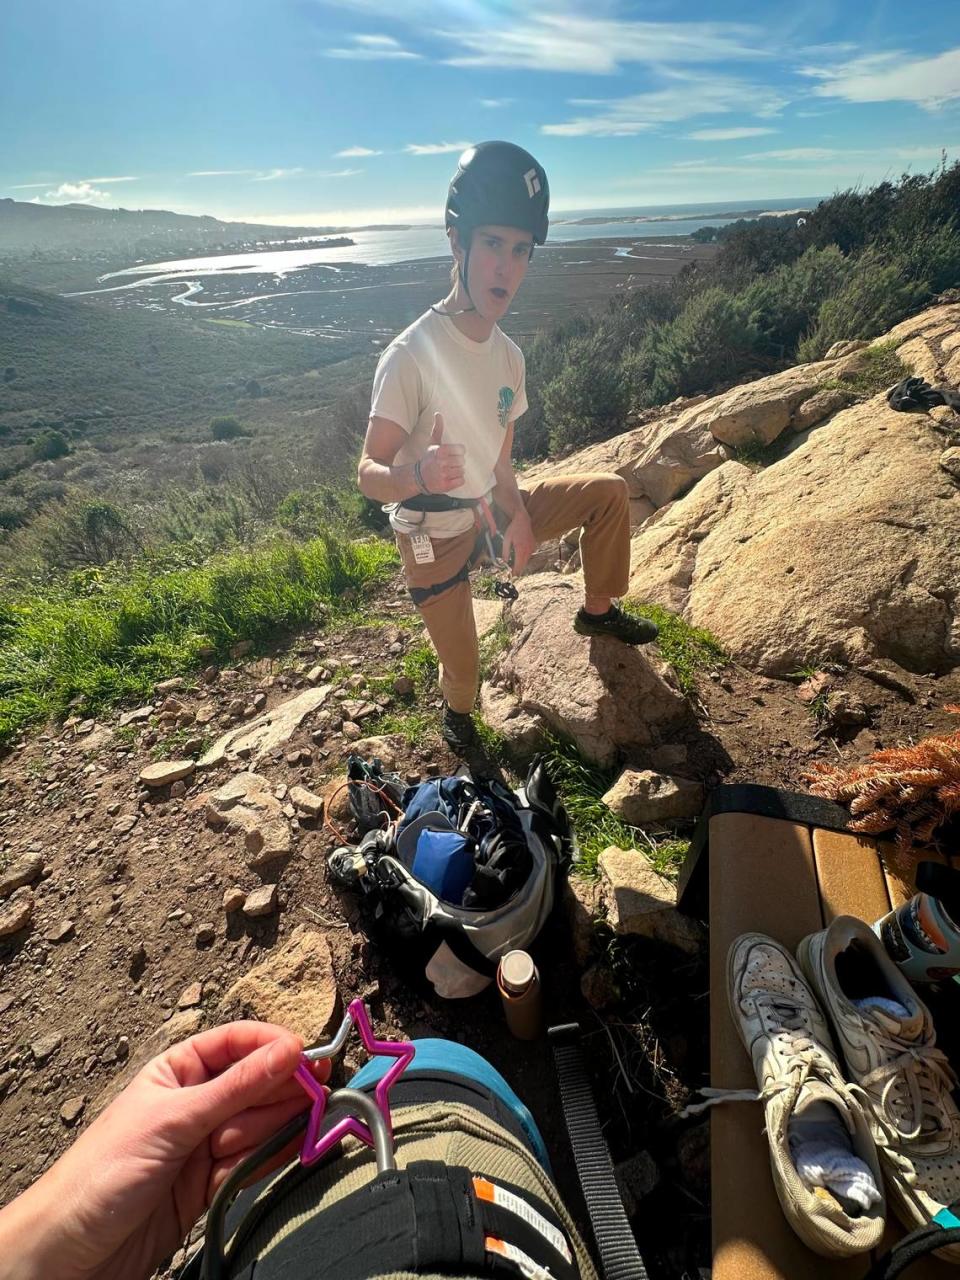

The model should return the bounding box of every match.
[392,493,519,605]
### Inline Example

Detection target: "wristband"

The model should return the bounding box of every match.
[413,459,431,494]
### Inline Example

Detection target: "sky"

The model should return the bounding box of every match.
[2,0,960,227]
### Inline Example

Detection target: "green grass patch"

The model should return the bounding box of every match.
[820,340,907,399]
[0,530,395,746]
[623,600,726,694]
[543,734,690,877]
[365,639,443,742]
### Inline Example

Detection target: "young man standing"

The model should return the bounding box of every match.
[358,142,657,753]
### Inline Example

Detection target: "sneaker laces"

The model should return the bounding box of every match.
[859,1038,958,1148]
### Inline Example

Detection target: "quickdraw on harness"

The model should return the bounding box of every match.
[396,492,519,605]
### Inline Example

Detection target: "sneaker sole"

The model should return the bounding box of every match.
[725,934,878,1258]
[572,619,659,644]
[795,930,947,1247]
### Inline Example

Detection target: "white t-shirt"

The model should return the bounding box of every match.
[369,308,528,537]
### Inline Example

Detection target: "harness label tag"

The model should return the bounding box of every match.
[485,1236,554,1279]
[410,534,435,565]
[474,1177,572,1264]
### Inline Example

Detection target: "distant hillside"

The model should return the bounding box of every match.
[0,197,352,256]
[0,280,375,452]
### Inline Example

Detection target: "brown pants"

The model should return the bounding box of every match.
[397,472,630,713]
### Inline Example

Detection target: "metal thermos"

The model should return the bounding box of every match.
[497,950,543,1040]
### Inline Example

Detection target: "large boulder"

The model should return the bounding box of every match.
[629,397,960,675]
[483,574,687,766]
[220,927,341,1042]
[678,359,845,448]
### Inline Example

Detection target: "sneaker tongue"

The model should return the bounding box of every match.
[795,1081,847,1120]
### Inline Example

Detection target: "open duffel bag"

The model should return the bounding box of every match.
[329,756,577,998]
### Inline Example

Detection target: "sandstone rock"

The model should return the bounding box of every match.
[31,1032,62,1064]
[220,927,340,1042]
[940,448,960,481]
[59,1095,86,1127]
[615,1151,661,1217]
[478,683,547,757]
[486,574,686,767]
[647,744,688,772]
[0,851,43,897]
[118,704,153,727]
[791,387,854,433]
[44,919,75,944]
[822,689,869,731]
[824,339,869,359]
[195,923,216,947]
[346,674,366,692]
[204,772,292,868]
[199,686,332,768]
[628,391,960,676]
[682,361,841,447]
[112,814,137,836]
[563,876,603,967]
[243,884,278,917]
[796,671,834,704]
[602,770,703,824]
[349,735,404,770]
[307,665,325,685]
[0,888,34,937]
[598,847,703,954]
[155,677,185,694]
[139,759,195,789]
[195,703,217,725]
[244,822,292,866]
[170,780,187,800]
[178,982,204,1009]
[342,721,362,741]
[222,886,246,913]
[393,675,415,697]
[340,699,376,722]
[289,785,324,819]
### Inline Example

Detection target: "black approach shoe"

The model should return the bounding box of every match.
[441,703,479,755]
[573,604,659,646]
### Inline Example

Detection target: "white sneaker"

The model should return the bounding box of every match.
[797,915,960,1255]
[725,933,885,1257]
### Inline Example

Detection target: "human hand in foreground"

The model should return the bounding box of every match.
[420,412,466,493]
[501,507,537,575]
[0,1021,329,1280]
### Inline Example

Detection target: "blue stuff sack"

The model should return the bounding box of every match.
[411,828,476,904]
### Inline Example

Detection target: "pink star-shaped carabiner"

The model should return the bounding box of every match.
[295,998,415,1167]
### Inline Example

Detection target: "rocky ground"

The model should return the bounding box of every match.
[2,565,958,1277]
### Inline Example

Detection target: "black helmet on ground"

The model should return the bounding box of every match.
[445,141,549,247]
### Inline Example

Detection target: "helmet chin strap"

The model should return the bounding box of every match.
[432,242,476,316]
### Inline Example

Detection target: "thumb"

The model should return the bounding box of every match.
[430,412,444,446]
[186,1035,304,1134]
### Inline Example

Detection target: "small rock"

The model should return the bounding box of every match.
[0,888,35,937]
[119,704,154,727]
[195,703,216,726]
[284,749,301,766]
[128,941,147,976]
[346,674,367,692]
[306,665,325,686]
[342,721,362,741]
[59,1095,86,1127]
[230,640,253,658]
[598,847,703,954]
[243,884,279,918]
[647,744,688,773]
[601,770,703,824]
[44,919,75,944]
[0,852,44,898]
[195,923,216,947]
[822,689,870,732]
[31,1033,63,1065]
[289,785,324,819]
[178,982,204,1009]
[155,677,185,694]
[112,814,138,836]
[797,671,834,705]
[223,886,246,913]
[253,692,267,711]
[169,780,187,800]
[580,964,619,1010]
[394,676,415,697]
[615,1151,661,1217]
[202,665,219,683]
[939,447,960,480]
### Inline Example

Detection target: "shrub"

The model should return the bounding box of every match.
[644,288,761,401]
[6,496,139,570]
[32,429,70,462]
[739,245,853,358]
[542,332,631,453]
[210,415,244,441]
[798,249,929,361]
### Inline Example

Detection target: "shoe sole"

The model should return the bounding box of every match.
[795,931,946,1247]
[572,619,659,645]
[725,933,879,1258]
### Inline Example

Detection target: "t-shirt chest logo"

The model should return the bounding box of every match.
[497,386,515,429]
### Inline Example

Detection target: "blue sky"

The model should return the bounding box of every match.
[3,0,960,226]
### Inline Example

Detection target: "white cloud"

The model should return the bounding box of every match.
[326,32,420,59]
[800,47,960,109]
[42,181,111,204]
[11,182,50,189]
[442,15,767,74]
[542,72,788,136]
[315,169,363,177]
[251,168,306,182]
[82,175,138,184]
[335,146,382,156]
[403,140,473,155]
[741,147,844,161]
[188,169,258,177]
[480,98,513,108]
[685,127,777,141]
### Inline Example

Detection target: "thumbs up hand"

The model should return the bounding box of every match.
[420,412,465,493]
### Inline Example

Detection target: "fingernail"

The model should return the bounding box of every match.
[266,1037,297,1078]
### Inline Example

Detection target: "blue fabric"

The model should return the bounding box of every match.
[411,829,475,903]
[348,1037,551,1171]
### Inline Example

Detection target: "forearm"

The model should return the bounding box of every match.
[357,458,423,504]
[0,1169,75,1280]
[492,458,526,520]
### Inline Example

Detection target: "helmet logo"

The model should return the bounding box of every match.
[523,168,541,198]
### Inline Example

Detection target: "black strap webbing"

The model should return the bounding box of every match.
[408,559,472,605]
[549,1023,649,1280]
[401,493,479,512]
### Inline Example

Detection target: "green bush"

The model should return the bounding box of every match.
[798,249,930,361]
[32,429,70,462]
[542,332,631,453]
[644,288,761,401]
[6,496,139,570]
[897,223,960,295]
[739,245,853,358]
[210,415,244,441]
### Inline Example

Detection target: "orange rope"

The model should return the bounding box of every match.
[323,777,404,846]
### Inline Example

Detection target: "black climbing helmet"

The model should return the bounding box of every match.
[445,141,549,247]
